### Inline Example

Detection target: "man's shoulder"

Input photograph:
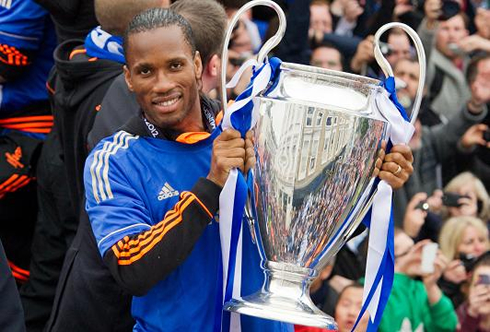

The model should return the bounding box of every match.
[89,130,141,163]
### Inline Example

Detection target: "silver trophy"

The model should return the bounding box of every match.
[221,1,426,329]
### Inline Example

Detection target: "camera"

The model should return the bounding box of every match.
[442,192,469,208]
[476,274,490,285]
[415,200,430,212]
[459,252,478,272]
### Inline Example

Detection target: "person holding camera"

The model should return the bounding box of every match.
[378,229,457,332]
[439,216,489,307]
[457,252,490,331]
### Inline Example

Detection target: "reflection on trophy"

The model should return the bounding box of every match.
[221,1,425,329]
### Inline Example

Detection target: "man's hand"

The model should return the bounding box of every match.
[207,129,255,188]
[379,144,414,189]
[468,283,490,317]
[460,124,490,149]
[403,192,428,238]
[350,35,374,73]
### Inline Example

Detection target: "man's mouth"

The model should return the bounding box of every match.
[156,97,180,107]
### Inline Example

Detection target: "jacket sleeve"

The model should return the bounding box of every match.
[84,137,222,296]
[426,294,458,332]
[427,104,488,163]
[102,178,221,296]
[0,0,49,81]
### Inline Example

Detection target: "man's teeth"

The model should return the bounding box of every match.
[158,97,179,107]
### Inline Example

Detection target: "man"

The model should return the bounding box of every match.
[350,29,411,78]
[391,58,488,227]
[46,2,229,332]
[87,0,227,148]
[310,42,343,71]
[85,8,288,331]
[85,7,414,331]
[419,12,471,123]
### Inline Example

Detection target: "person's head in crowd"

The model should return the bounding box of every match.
[442,172,490,221]
[123,8,203,133]
[394,58,419,108]
[95,0,171,36]
[171,0,227,93]
[475,8,490,39]
[385,29,412,67]
[461,251,490,323]
[466,53,490,87]
[310,43,344,71]
[334,282,369,332]
[439,216,489,262]
[394,227,415,257]
[435,12,469,59]
[310,0,333,35]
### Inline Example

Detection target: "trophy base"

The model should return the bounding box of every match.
[224,291,337,329]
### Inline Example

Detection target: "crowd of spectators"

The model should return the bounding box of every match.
[0,0,490,331]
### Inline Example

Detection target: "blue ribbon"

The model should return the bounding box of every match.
[351,76,409,332]
[221,58,282,331]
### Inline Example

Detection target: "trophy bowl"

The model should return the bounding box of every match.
[223,62,389,329]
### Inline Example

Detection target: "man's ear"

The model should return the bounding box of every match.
[205,54,220,78]
[194,51,203,80]
[123,65,134,92]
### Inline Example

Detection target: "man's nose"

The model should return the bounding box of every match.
[153,71,175,93]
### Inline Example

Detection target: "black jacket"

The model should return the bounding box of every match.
[51,39,123,216]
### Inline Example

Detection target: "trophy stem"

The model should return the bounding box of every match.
[224,262,337,329]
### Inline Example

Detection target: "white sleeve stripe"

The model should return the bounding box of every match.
[96,132,125,201]
[98,223,152,249]
[90,132,122,203]
[103,133,138,200]
[89,131,139,203]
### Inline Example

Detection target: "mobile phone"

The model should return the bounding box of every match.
[442,192,469,208]
[476,274,490,285]
[421,243,438,274]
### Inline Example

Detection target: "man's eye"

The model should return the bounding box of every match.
[140,68,151,75]
[171,62,183,70]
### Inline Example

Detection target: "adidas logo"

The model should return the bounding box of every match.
[158,182,179,201]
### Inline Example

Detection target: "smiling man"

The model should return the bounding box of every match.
[84,8,290,331]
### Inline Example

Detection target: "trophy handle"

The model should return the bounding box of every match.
[373,23,426,125]
[220,0,287,116]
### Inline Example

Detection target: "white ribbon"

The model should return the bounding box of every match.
[363,87,414,323]
[219,59,276,332]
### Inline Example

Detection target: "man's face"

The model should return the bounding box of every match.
[386,33,411,67]
[310,47,342,71]
[335,287,368,332]
[394,59,420,101]
[124,25,202,131]
[475,8,490,39]
[310,4,332,34]
[436,15,469,58]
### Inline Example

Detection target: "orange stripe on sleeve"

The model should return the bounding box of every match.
[2,121,54,129]
[111,194,199,265]
[119,192,193,249]
[0,115,54,124]
[0,174,19,191]
[116,194,195,257]
[184,191,213,218]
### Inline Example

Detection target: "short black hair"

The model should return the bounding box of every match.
[123,8,196,60]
